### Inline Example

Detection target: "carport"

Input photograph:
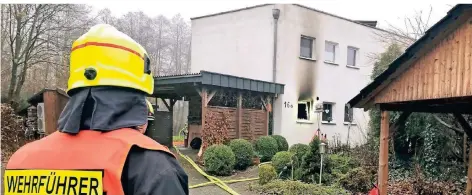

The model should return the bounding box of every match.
[347,4,472,195]
[149,70,284,148]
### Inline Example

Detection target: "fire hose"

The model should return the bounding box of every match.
[174,127,260,195]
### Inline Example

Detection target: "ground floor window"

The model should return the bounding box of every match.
[322,102,334,122]
[344,105,353,123]
[297,101,312,120]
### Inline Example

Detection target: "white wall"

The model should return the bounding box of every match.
[191,4,390,146]
[191,5,275,82]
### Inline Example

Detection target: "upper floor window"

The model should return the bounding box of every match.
[324,41,338,63]
[300,36,314,59]
[347,46,358,66]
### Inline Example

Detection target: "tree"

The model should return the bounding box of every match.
[2,4,93,105]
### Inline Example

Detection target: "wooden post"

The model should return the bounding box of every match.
[197,88,208,158]
[467,142,472,195]
[378,110,389,195]
[454,113,472,195]
[236,92,242,139]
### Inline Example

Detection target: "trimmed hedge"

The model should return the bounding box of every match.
[203,144,235,176]
[254,136,279,162]
[271,151,293,179]
[271,135,289,151]
[258,164,277,185]
[289,143,310,168]
[250,180,349,195]
[229,139,254,170]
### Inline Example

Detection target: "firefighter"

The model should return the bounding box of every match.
[5,24,189,195]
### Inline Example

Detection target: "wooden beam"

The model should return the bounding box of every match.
[160,98,172,111]
[454,113,472,139]
[260,96,267,110]
[237,92,242,139]
[206,90,217,106]
[380,103,472,114]
[378,110,389,195]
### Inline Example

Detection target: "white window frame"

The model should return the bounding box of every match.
[347,46,359,67]
[324,41,338,64]
[321,102,335,124]
[300,35,315,60]
[296,100,313,123]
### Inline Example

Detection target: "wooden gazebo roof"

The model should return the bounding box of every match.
[348,4,472,114]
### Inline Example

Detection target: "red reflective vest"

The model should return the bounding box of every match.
[6,128,175,195]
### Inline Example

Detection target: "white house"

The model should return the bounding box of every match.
[190,4,393,146]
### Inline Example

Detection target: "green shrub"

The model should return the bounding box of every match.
[293,168,304,181]
[328,154,359,175]
[203,144,235,176]
[289,143,309,168]
[338,167,374,193]
[250,180,349,195]
[259,164,277,185]
[300,137,322,183]
[271,151,293,179]
[254,136,278,162]
[229,139,254,170]
[271,135,289,151]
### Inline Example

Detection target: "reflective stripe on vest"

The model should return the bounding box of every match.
[5,128,175,195]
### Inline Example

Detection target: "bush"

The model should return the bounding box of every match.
[271,151,293,179]
[203,144,235,176]
[250,180,349,195]
[229,139,254,170]
[338,167,374,193]
[254,136,279,162]
[328,154,359,175]
[299,137,322,183]
[289,143,309,168]
[259,164,277,185]
[271,135,289,151]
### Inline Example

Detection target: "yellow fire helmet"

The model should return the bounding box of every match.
[67,24,154,95]
[146,99,155,121]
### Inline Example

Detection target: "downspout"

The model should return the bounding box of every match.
[271,8,280,135]
[272,8,280,83]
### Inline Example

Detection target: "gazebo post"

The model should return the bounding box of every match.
[378,110,389,195]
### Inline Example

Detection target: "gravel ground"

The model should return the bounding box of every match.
[175,147,259,195]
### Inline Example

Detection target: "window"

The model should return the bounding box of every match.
[347,46,358,66]
[300,36,314,59]
[344,105,353,122]
[297,101,312,120]
[324,41,337,63]
[322,103,334,122]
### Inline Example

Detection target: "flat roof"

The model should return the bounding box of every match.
[153,70,285,98]
[347,4,472,109]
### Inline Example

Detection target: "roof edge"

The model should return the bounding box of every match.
[190,4,274,20]
[292,4,411,40]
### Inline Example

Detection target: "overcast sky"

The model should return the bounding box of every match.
[89,0,469,30]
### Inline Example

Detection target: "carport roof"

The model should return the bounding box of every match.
[153,70,285,98]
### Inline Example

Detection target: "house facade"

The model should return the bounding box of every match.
[191,4,392,146]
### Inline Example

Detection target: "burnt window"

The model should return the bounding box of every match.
[297,101,311,120]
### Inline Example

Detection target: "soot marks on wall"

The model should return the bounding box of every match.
[297,61,315,101]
